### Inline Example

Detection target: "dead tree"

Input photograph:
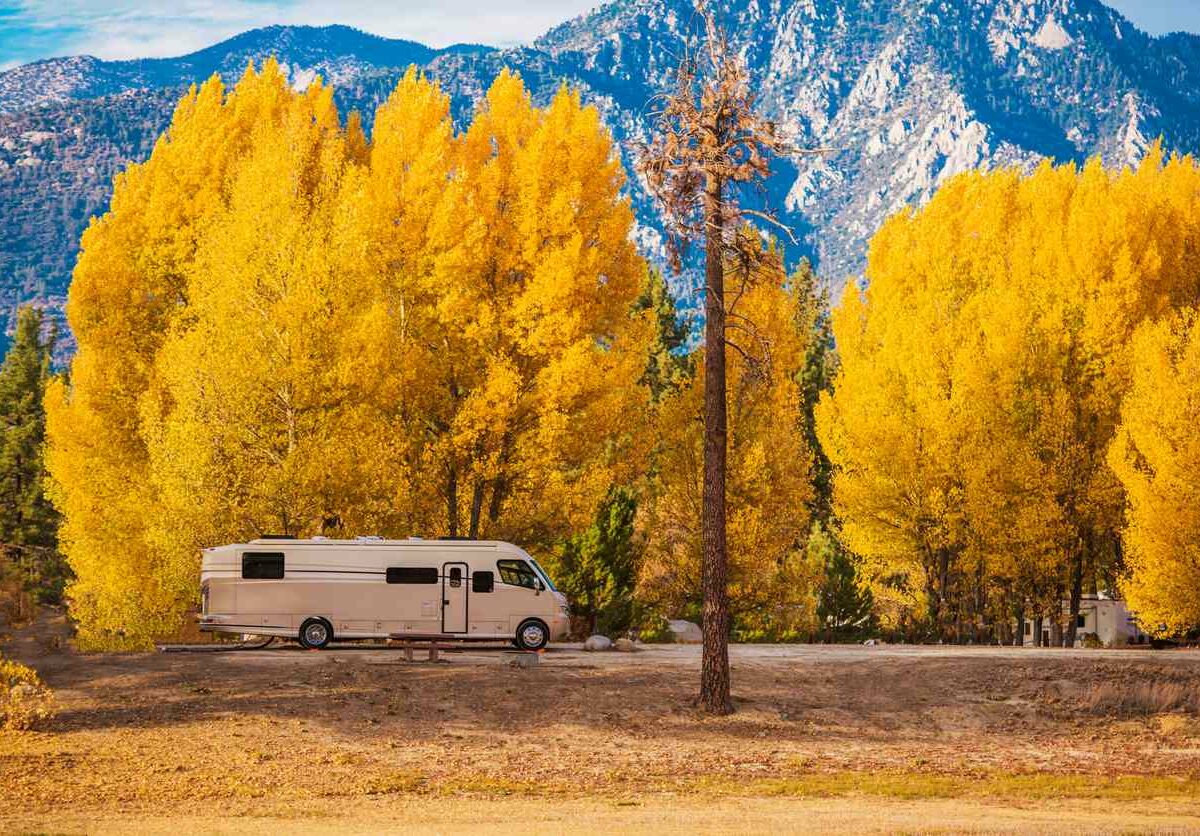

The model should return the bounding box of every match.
[637,9,821,715]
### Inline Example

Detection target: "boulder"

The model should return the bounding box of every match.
[667,620,702,644]
[583,635,612,652]
[614,638,638,652]
[10,682,37,700]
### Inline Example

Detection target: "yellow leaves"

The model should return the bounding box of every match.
[1109,310,1200,635]
[820,147,1200,633]
[48,63,653,645]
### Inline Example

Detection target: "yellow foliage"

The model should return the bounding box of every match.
[819,147,1200,635]
[1109,310,1200,635]
[46,65,653,647]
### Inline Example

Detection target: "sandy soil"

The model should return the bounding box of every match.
[3,616,1200,833]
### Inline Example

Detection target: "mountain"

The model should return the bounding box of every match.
[2,1,1200,351]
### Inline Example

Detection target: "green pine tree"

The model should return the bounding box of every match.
[792,258,837,522]
[811,521,875,641]
[0,307,58,550]
[634,267,692,401]
[555,486,639,636]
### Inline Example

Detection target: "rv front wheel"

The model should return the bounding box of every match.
[515,619,549,651]
[299,618,333,650]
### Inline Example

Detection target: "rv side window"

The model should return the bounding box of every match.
[242,552,284,580]
[449,567,462,588]
[497,559,538,589]
[386,567,439,584]
[472,571,494,593]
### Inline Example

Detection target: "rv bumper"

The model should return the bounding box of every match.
[549,613,571,641]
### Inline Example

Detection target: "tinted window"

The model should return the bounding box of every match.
[386,567,439,584]
[472,571,494,593]
[242,552,284,579]
[497,559,538,589]
[449,566,462,588]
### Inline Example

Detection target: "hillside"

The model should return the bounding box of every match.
[2,0,1199,347]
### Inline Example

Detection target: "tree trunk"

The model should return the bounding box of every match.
[447,467,459,538]
[699,174,733,715]
[1013,604,1024,647]
[1033,615,1044,647]
[468,480,485,539]
[1065,535,1085,648]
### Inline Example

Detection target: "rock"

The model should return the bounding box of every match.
[614,638,637,653]
[10,682,38,699]
[583,635,612,652]
[667,620,702,644]
[507,652,539,669]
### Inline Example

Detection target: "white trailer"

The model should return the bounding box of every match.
[199,537,570,650]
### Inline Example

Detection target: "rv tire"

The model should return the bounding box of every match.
[299,617,333,650]
[515,619,549,651]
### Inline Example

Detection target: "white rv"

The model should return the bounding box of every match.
[198,537,570,650]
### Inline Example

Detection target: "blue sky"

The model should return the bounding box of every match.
[0,0,1197,70]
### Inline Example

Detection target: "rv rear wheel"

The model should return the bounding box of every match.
[515,619,549,651]
[299,618,333,650]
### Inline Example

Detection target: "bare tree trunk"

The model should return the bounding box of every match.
[1033,615,1044,647]
[468,480,485,539]
[1065,534,1085,648]
[447,467,459,538]
[700,175,733,715]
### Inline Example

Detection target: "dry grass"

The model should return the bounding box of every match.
[4,621,1200,832]
[1080,680,1200,716]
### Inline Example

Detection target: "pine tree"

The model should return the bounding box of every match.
[638,10,816,714]
[811,521,874,641]
[554,486,639,636]
[635,267,692,402]
[0,307,58,550]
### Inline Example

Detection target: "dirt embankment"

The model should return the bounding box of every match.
[3,618,1200,831]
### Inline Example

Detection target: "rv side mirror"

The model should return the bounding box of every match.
[534,578,544,594]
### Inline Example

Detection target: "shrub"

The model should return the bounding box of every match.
[1081,633,1104,649]
[0,656,55,730]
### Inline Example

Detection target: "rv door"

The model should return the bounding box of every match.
[442,562,468,633]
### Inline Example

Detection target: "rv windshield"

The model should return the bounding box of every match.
[527,557,558,592]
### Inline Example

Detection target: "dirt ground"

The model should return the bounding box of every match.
[3,616,1200,834]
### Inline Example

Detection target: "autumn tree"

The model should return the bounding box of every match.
[46,63,655,647]
[819,148,1200,643]
[1109,310,1200,636]
[638,10,812,713]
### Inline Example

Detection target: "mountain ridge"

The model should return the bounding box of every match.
[2,0,1199,349]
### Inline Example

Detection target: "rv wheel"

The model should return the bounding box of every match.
[515,619,549,651]
[299,618,333,650]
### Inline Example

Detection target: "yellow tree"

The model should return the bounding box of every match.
[47,63,656,646]
[45,61,309,648]
[641,240,817,638]
[1109,310,1200,635]
[140,76,360,604]
[819,148,1200,642]
[419,71,654,545]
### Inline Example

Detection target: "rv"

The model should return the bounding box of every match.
[199,537,570,650]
